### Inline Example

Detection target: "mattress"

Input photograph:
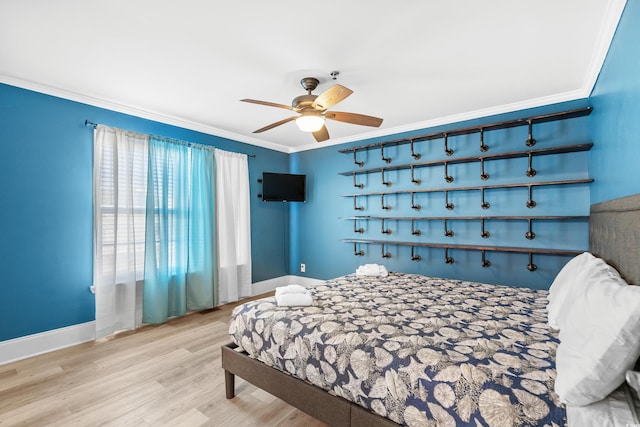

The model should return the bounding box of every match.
[229,273,566,426]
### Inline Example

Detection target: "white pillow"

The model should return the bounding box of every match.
[547,252,597,329]
[554,257,640,406]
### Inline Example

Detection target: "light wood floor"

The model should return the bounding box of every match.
[0,294,329,427]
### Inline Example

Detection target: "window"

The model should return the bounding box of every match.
[95,131,148,283]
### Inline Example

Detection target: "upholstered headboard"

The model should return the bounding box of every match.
[590,194,640,285]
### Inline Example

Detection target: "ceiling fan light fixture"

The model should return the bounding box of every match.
[242,77,381,141]
[296,111,325,132]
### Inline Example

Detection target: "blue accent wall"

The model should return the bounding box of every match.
[290,100,592,290]
[589,1,640,203]
[0,83,288,341]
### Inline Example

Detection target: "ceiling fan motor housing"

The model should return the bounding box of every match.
[292,94,318,110]
[293,77,321,109]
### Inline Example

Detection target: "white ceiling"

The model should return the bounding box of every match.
[0,0,627,153]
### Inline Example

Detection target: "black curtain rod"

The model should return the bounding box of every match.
[84,120,256,158]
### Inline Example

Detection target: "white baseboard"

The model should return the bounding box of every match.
[0,275,324,366]
[251,274,324,295]
[0,321,96,366]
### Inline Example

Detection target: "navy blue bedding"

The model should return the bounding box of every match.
[229,273,566,426]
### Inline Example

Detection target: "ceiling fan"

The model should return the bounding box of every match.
[241,77,383,142]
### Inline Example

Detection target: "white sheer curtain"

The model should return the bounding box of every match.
[214,148,252,303]
[93,126,149,339]
[94,127,252,335]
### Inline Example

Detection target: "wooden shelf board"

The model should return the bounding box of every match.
[341,178,594,198]
[341,215,589,221]
[339,143,593,176]
[341,239,582,256]
[338,107,592,154]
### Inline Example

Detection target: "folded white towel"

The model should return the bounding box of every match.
[276,292,313,307]
[358,264,377,275]
[356,263,389,277]
[275,284,308,297]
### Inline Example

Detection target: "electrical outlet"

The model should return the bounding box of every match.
[300,263,306,273]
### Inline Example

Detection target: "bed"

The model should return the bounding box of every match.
[222,194,640,427]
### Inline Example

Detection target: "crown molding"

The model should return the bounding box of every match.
[0,74,593,156]
[582,0,627,94]
[0,74,294,154]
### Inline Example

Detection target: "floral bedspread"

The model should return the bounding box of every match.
[229,273,566,427]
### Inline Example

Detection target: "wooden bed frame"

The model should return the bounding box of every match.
[222,342,399,427]
[222,194,640,427]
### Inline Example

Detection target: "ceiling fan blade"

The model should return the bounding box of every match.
[312,84,353,111]
[313,125,330,142]
[241,98,297,112]
[252,116,297,133]
[325,111,383,127]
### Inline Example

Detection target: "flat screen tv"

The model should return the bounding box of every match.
[261,172,306,202]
